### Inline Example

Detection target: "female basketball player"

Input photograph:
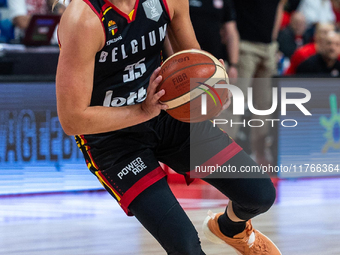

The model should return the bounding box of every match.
[56,0,282,254]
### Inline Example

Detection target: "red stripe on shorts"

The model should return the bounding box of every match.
[120,166,166,216]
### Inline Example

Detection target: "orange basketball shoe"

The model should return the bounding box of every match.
[202,211,282,255]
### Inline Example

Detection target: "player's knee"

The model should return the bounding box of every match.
[250,179,276,215]
[235,179,276,217]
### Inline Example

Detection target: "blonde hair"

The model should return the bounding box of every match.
[52,0,67,11]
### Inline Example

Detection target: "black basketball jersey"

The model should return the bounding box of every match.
[75,0,171,171]
[84,0,171,107]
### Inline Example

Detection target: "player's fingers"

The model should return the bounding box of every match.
[160,103,169,110]
[218,59,225,66]
[154,89,165,102]
[148,75,162,94]
[149,67,161,85]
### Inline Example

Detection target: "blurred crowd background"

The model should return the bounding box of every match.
[1,0,339,77]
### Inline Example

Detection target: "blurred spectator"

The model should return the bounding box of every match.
[278,12,308,58]
[228,0,287,166]
[297,0,335,28]
[285,22,335,74]
[296,31,340,76]
[189,0,239,80]
[332,0,340,29]
[7,0,65,40]
[281,0,302,28]
[285,0,301,12]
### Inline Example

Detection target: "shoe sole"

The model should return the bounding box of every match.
[202,214,225,244]
[202,215,242,255]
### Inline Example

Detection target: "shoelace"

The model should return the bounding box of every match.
[236,232,270,255]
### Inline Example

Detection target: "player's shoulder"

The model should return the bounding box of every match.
[58,0,104,50]
[60,0,100,30]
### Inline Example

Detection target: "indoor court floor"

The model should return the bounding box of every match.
[1,178,339,255]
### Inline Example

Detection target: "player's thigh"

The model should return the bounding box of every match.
[158,119,235,174]
[91,148,166,215]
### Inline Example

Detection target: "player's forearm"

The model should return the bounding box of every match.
[59,104,149,136]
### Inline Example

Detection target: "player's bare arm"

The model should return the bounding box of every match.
[166,0,200,51]
[165,0,231,114]
[56,0,167,136]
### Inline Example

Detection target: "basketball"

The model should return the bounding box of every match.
[157,49,229,123]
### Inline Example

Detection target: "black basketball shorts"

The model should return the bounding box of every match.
[76,111,242,215]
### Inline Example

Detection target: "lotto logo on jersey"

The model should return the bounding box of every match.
[103,87,147,107]
[108,20,118,36]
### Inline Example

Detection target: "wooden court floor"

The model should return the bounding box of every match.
[0,178,339,255]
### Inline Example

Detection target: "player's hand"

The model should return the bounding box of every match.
[140,67,168,119]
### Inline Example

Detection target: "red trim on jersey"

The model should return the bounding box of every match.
[83,0,107,42]
[103,0,140,23]
[189,141,243,179]
[120,166,166,216]
[98,12,104,20]
[162,0,172,21]
[101,2,111,12]
[131,0,139,21]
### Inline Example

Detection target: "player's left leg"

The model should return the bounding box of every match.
[156,115,281,254]
[200,150,281,255]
